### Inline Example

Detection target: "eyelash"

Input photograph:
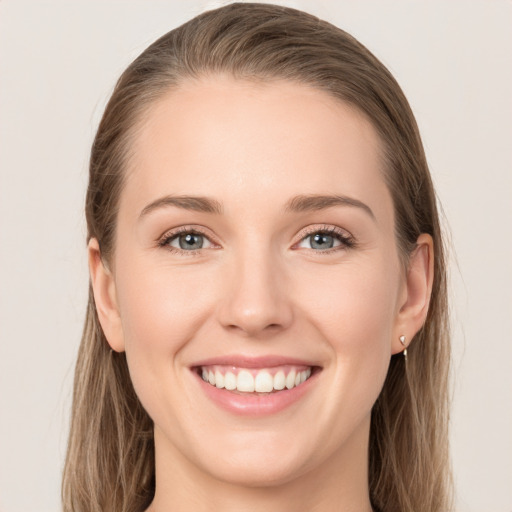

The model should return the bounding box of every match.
[157,226,213,256]
[297,225,356,254]
[157,224,356,256]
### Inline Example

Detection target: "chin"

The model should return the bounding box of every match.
[203,453,309,489]
[185,427,321,489]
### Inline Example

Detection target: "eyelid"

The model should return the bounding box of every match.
[157,225,221,254]
[292,224,356,251]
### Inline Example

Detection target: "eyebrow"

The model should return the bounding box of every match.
[139,193,375,221]
[284,194,376,220]
[139,195,224,218]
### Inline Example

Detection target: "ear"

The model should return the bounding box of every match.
[88,238,125,352]
[392,233,434,355]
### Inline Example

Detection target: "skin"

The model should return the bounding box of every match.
[89,77,433,512]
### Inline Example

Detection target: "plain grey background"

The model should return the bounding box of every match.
[1,1,511,511]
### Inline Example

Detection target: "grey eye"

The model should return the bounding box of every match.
[161,229,215,253]
[165,232,213,251]
[298,232,343,250]
[309,233,336,250]
[177,233,204,250]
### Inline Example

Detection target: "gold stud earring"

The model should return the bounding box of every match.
[399,335,407,360]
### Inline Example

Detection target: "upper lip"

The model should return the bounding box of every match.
[191,355,320,369]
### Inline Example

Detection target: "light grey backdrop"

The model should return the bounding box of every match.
[1,1,511,511]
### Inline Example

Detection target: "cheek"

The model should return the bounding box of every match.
[113,258,218,407]
[291,260,399,461]
[115,256,214,348]
[298,257,399,345]
[295,256,399,402]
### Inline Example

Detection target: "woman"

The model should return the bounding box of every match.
[62,3,452,511]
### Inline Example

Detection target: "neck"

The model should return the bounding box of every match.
[147,416,373,512]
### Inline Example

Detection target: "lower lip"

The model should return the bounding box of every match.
[193,370,319,416]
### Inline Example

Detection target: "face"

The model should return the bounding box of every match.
[93,77,416,488]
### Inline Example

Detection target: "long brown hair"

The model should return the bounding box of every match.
[62,3,452,511]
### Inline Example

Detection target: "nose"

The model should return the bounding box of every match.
[216,246,294,338]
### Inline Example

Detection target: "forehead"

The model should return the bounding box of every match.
[123,76,392,225]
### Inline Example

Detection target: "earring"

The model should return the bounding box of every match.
[399,335,407,360]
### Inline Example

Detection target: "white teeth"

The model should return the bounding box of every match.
[215,370,224,389]
[201,366,313,393]
[224,371,237,390]
[254,371,273,392]
[274,370,285,390]
[285,370,296,390]
[237,370,255,392]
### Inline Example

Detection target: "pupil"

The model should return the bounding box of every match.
[311,233,333,249]
[179,233,203,250]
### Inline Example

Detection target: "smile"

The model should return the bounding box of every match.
[191,357,321,416]
[200,365,313,393]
